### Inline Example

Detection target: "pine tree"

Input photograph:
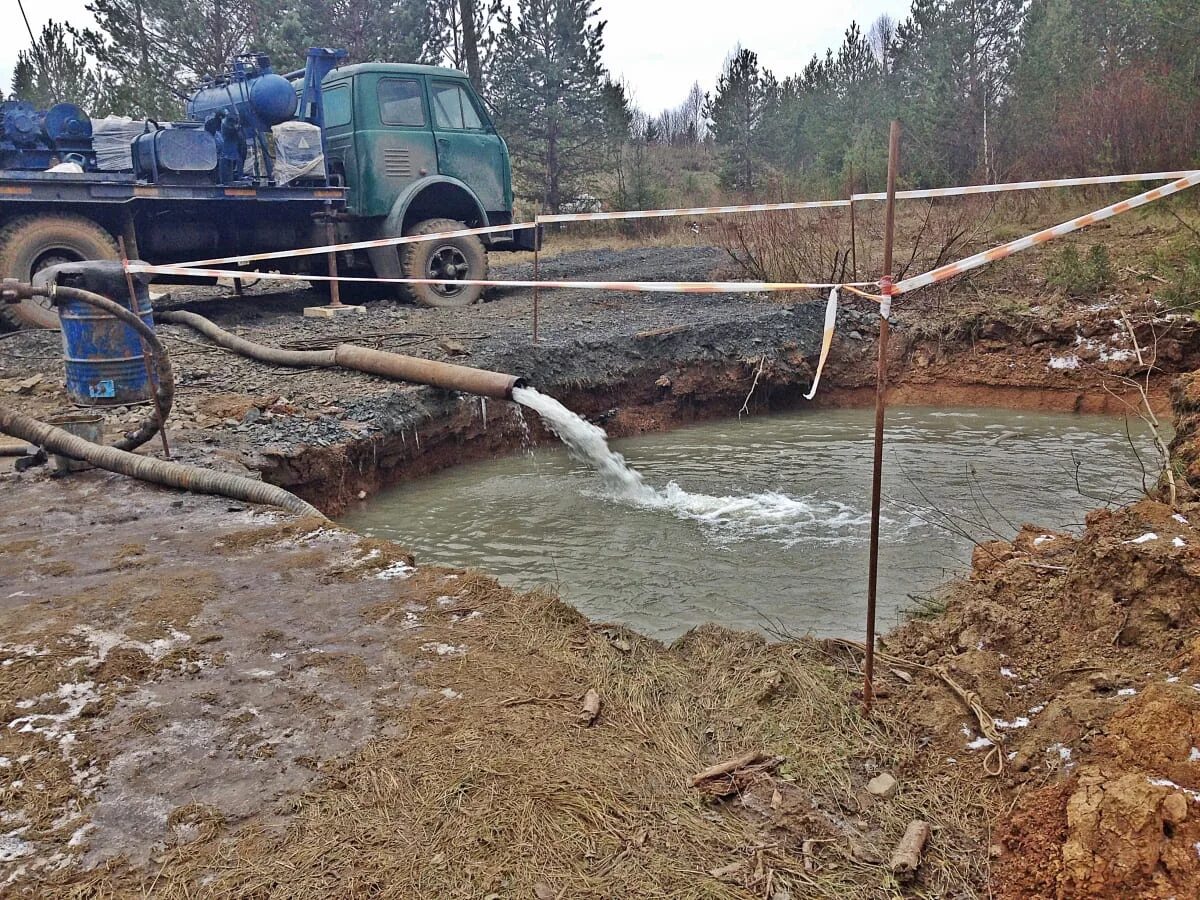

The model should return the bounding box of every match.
[12,21,115,113]
[706,47,774,193]
[488,0,612,213]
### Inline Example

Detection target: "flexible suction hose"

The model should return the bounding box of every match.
[156,309,525,400]
[1,280,323,519]
[0,406,324,518]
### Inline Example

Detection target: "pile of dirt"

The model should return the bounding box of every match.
[888,497,1200,898]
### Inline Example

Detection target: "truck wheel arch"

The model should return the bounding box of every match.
[367,176,489,282]
[0,213,120,329]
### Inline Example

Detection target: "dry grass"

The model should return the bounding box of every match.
[64,570,1000,898]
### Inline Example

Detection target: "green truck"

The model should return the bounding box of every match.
[0,48,535,329]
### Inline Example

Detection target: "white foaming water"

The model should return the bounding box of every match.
[512,386,838,538]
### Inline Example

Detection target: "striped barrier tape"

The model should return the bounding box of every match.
[154,169,1196,272]
[124,261,875,294]
[853,170,1196,202]
[804,288,838,400]
[538,199,850,223]
[165,221,538,270]
[893,171,1200,295]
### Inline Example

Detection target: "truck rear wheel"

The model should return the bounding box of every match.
[398,217,487,308]
[0,214,120,329]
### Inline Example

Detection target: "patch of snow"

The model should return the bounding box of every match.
[1033,534,1056,547]
[270,652,287,660]
[1048,354,1081,370]
[372,561,413,580]
[1117,687,1138,696]
[1190,747,1200,763]
[71,624,189,663]
[0,830,32,863]
[966,736,994,750]
[1173,514,1190,525]
[996,717,1030,730]
[1029,704,1046,714]
[1168,675,1181,683]
[450,611,482,623]
[438,688,462,700]
[1174,537,1187,548]
[1123,532,1158,545]
[421,642,467,657]
[244,669,276,679]
[1000,667,1017,679]
[1049,743,1073,762]
[435,596,456,607]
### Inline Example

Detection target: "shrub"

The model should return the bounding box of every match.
[1048,244,1114,296]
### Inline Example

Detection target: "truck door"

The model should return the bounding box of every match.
[356,74,438,219]
[321,80,358,212]
[427,79,508,215]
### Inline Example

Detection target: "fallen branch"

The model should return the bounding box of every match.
[889,820,932,882]
[690,750,764,786]
[690,751,784,798]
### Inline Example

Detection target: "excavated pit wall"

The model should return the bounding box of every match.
[252,307,1191,515]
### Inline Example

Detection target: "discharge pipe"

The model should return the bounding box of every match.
[156,309,526,400]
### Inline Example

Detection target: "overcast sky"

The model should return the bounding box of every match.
[1,0,911,112]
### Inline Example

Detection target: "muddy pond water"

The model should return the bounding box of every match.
[344,406,1159,641]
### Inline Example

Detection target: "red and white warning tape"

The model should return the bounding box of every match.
[161,221,537,270]
[852,170,1195,202]
[123,261,872,294]
[892,171,1200,295]
[538,199,849,223]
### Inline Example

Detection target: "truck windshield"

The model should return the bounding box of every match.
[430,81,484,130]
[378,78,426,127]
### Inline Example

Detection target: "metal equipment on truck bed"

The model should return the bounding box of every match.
[0,48,534,328]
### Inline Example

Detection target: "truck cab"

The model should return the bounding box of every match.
[318,63,533,307]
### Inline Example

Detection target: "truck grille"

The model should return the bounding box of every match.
[383,148,412,178]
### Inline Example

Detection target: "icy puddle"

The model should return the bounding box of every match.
[345,405,1160,640]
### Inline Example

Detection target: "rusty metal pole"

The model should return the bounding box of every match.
[864,119,901,712]
[117,236,170,458]
[324,214,343,309]
[532,215,541,344]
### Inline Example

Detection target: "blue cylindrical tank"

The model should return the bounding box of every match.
[41,261,156,407]
[188,72,297,128]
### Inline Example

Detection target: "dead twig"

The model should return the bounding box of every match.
[738,355,766,418]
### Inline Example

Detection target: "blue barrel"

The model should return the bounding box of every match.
[48,262,155,407]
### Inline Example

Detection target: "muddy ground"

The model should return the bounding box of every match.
[3,235,1200,896]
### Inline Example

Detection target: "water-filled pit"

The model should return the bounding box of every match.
[345,403,1159,640]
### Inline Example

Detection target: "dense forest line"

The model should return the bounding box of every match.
[10,0,1200,211]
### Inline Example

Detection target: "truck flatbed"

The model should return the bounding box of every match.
[0,170,345,206]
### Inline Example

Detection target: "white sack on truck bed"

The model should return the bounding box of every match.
[272,121,324,185]
[92,116,147,171]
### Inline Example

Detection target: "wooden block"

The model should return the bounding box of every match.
[303,304,366,318]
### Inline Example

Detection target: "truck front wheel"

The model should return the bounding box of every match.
[398,218,487,308]
[0,214,120,329]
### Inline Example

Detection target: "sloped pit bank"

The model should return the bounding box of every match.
[251,301,1191,518]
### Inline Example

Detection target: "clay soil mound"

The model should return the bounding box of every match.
[890,498,1200,898]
